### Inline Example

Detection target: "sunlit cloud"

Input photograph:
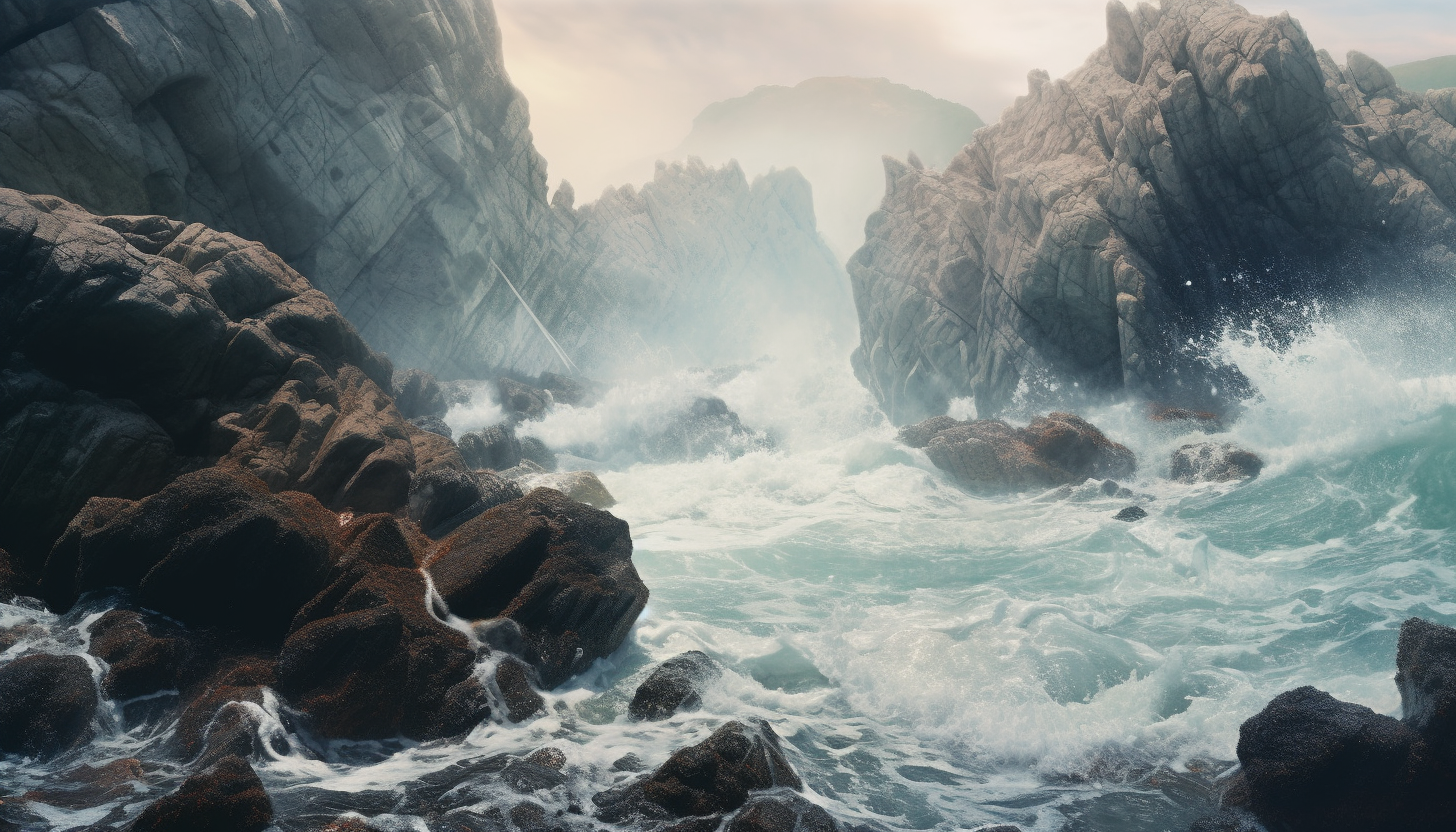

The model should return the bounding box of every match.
[495,0,1456,198]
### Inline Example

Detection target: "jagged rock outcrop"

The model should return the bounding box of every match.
[851,0,1456,423]
[0,189,452,572]
[567,159,853,365]
[0,1,847,381]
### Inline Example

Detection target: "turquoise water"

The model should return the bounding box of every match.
[3,306,1454,832]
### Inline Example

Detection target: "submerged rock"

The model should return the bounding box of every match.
[1170,443,1264,483]
[640,397,775,463]
[427,489,647,687]
[499,378,553,423]
[1114,506,1148,522]
[908,412,1135,492]
[630,651,724,721]
[130,755,272,832]
[0,653,98,758]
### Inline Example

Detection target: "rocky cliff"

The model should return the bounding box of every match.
[564,158,852,366]
[0,0,843,381]
[850,0,1456,423]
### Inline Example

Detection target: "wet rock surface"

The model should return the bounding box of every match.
[630,651,724,721]
[1198,618,1456,832]
[850,0,1456,422]
[905,413,1135,492]
[0,653,98,757]
[427,488,648,687]
[595,719,804,822]
[1169,444,1264,483]
[638,397,775,463]
[130,754,272,832]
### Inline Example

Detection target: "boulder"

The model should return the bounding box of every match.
[629,651,724,721]
[595,720,803,822]
[538,372,594,407]
[896,415,959,449]
[917,413,1135,492]
[1234,685,1452,831]
[335,513,427,572]
[392,369,449,421]
[525,471,617,510]
[726,794,838,832]
[427,489,648,687]
[41,466,337,642]
[130,755,272,832]
[87,609,197,700]
[1170,443,1264,483]
[0,653,99,757]
[459,424,523,472]
[494,657,545,723]
[1396,617,1456,760]
[408,468,492,540]
[499,378,552,422]
[1114,506,1148,522]
[20,757,147,811]
[175,657,277,761]
[277,564,487,741]
[409,415,453,441]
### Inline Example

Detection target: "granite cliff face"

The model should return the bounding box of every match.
[850,0,1456,422]
[0,0,840,381]
[564,158,851,366]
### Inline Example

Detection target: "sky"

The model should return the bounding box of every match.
[493,0,1456,199]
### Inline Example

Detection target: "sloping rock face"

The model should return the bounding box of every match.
[0,189,448,576]
[0,1,847,380]
[851,0,1456,423]
[566,159,853,365]
[0,0,605,377]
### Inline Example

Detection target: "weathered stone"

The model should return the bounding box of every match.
[130,755,272,832]
[88,609,197,700]
[0,653,98,757]
[629,651,723,721]
[427,489,647,688]
[41,467,337,641]
[460,424,523,472]
[393,369,449,421]
[1114,506,1148,522]
[850,0,1456,422]
[278,564,487,741]
[494,657,544,723]
[499,378,553,423]
[920,413,1134,492]
[639,397,775,463]
[595,720,803,822]
[896,416,959,449]
[519,437,558,472]
[726,794,838,832]
[1397,617,1456,760]
[1170,443,1264,483]
[518,471,617,510]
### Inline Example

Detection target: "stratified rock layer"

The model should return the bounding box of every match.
[851,0,1456,422]
[0,2,846,379]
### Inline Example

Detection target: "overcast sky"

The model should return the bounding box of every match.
[493,0,1456,198]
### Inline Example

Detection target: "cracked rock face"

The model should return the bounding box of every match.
[0,1,844,380]
[850,0,1456,423]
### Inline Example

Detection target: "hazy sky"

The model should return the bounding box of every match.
[494,0,1456,198]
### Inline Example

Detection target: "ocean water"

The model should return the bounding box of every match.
[3,302,1455,832]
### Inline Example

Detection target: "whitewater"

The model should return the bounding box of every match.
[3,300,1455,832]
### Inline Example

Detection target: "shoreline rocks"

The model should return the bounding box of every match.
[903,412,1136,492]
[1170,443,1264,484]
[1199,618,1456,831]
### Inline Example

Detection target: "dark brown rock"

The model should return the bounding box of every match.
[0,190,424,573]
[1114,506,1148,522]
[0,546,30,602]
[0,653,98,757]
[41,467,337,642]
[596,720,802,822]
[427,489,647,687]
[130,755,272,832]
[494,657,545,723]
[924,414,1136,493]
[175,656,276,761]
[1170,443,1264,483]
[87,609,196,700]
[896,415,959,449]
[629,651,723,721]
[409,468,492,540]
[726,794,838,832]
[21,758,146,810]
[460,424,524,472]
[277,564,487,740]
